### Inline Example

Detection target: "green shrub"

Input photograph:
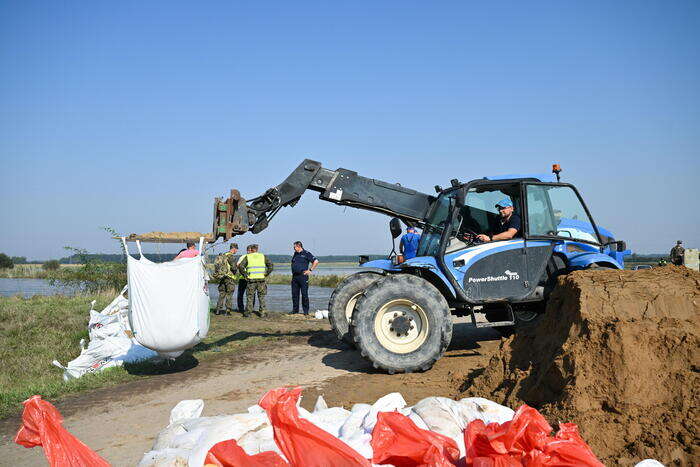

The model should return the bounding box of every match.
[48,248,126,294]
[43,260,60,271]
[0,253,14,269]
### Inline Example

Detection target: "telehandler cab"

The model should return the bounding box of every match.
[211,160,630,373]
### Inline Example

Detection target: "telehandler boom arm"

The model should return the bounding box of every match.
[213,159,434,241]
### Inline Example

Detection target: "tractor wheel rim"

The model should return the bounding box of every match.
[374,299,429,354]
[345,292,362,322]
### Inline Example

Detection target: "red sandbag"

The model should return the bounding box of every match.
[204,438,289,466]
[14,395,110,467]
[371,411,460,467]
[258,387,371,467]
[464,405,603,467]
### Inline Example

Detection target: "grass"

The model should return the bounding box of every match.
[0,293,326,419]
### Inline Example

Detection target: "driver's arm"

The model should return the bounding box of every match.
[491,228,518,241]
[477,228,518,242]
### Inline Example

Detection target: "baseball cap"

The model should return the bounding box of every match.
[495,198,513,209]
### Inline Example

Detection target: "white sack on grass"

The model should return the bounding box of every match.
[126,248,210,355]
[52,290,158,381]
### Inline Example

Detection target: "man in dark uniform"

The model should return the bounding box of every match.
[670,240,685,266]
[477,198,521,243]
[290,241,319,315]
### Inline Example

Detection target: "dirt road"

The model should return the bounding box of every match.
[0,317,500,466]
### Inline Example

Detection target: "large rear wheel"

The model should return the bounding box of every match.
[351,274,452,374]
[328,272,382,346]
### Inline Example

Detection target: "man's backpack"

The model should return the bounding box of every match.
[212,253,233,281]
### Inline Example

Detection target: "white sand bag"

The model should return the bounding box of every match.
[124,238,210,354]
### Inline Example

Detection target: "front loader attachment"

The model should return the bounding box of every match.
[212,189,249,241]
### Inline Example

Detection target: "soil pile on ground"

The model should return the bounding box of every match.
[462,266,699,465]
[125,231,213,243]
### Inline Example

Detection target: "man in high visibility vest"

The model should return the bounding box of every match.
[238,244,274,317]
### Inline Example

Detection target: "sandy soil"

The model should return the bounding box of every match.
[0,317,500,466]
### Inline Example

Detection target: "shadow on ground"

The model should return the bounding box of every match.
[308,321,503,374]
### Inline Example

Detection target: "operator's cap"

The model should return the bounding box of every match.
[407,226,416,232]
[230,242,239,249]
[495,198,513,209]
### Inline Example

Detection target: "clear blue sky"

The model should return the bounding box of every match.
[1,1,698,260]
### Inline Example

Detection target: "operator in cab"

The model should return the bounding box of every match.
[476,198,520,243]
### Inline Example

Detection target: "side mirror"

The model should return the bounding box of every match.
[615,240,627,252]
[389,218,402,239]
[358,255,369,265]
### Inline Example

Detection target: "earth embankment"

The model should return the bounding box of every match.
[462,266,699,465]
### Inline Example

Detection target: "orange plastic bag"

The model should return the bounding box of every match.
[14,395,110,467]
[204,438,289,466]
[371,411,460,467]
[258,387,371,467]
[463,404,603,467]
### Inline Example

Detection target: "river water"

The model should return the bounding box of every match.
[0,278,333,313]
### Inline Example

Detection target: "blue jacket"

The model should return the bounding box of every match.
[400,232,420,259]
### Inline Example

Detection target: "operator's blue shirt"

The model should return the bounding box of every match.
[400,232,420,259]
[291,249,317,275]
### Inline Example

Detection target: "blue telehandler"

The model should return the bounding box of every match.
[212,160,630,373]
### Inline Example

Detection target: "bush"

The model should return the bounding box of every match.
[43,260,60,271]
[0,253,14,269]
[48,248,126,294]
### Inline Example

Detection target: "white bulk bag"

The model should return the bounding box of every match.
[123,239,210,356]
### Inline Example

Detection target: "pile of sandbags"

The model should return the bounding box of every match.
[53,288,158,380]
[140,387,656,466]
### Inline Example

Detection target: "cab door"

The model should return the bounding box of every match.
[523,183,604,294]
[522,183,558,299]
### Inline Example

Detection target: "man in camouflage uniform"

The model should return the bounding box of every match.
[238,244,274,317]
[215,243,239,315]
[670,240,685,266]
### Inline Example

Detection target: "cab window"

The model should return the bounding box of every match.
[526,185,599,244]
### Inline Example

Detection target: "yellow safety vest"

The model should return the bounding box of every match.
[246,252,266,280]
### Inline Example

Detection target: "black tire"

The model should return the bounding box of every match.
[328,272,382,346]
[350,274,453,374]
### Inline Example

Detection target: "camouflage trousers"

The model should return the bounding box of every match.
[246,280,267,316]
[216,278,236,312]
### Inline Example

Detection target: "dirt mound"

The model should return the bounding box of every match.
[462,266,700,465]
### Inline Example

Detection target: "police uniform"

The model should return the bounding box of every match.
[670,242,685,266]
[238,251,274,317]
[291,249,317,314]
[216,250,240,315]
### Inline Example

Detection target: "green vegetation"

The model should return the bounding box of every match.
[0,293,326,419]
[0,253,14,269]
[43,260,61,271]
[47,248,126,294]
